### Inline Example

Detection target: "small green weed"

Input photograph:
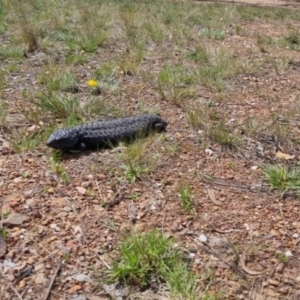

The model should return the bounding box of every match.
[187,107,241,148]
[74,3,110,52]
[119,3,141,41]
[76,32,107,53]
[275,251,289,264]
[156,65,195,106]
[0,101,7,127]
[7,62,21,73]
[0,69,6,89]
[12,132,40,153]
[19,16,39,52]
[187,44,209,63]
[2,211,9,219]
[196,47,240,91]
[38,66,77,92]
[200,28,225,40]
[118,45,145,76]
[33,91,118,125]
[143,21,164,43]
[206,121,241,148]
[49,150,69,182]
[186,106,207,130]
[178,183,194,211]
[120,136,160,183]
[0,46,23,60]
[65,53,88,66]
[284,31,300,50]
[11,1,39,52]
[33,92,81,121]
[93,62,119,93]
[263,164,300,195]
[0,228,8,239]
[107,229,199,299]
[83,97,118,119]
[256,34,274,53]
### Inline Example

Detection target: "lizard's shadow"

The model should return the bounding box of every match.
[54,143,119,161]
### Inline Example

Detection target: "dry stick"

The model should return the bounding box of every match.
[203,244,247,280]
[95,179,104,202]
[27,236,54,257]
[161,213,166,233]
[96,252,111,269]
[201,175,253,191]
[44,260,62,300]
[220,146,224,175]
[268,261,280,279]
[21,286,30,298]
[249,278,257,299]
[278,203,288,235]
[194,238,247,280]
[97,220,125,237]
[10,283,23,300]
[161,195,170,211]
[104,186,126,209]
[202,217,241,234]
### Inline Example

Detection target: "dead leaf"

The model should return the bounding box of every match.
[2,213,28,226]
[207,189,221,206]
[51,197,68,207]
[276,151,295,160]
[76,187,86,195]
[0,236,7,257]
[19,280,26,288]
[68,273,93,283]
[33,273,47,284]
[128,201,137,222]
[240,252,262,275]
[68,285,82,294]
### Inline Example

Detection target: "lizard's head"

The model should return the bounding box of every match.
[149,114,168,132]
[46,127,79,150]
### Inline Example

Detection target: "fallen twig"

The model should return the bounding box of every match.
[202,175,251,191]
[240,251,262,275]
[203,217,241,234]
[104,186,126,209]
[10,283,23,300]
[44,260,62,300]
[187,233,246,280]
[278,204,288,235]
[197,240,247,280]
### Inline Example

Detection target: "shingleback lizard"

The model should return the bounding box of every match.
[46,114,167,151]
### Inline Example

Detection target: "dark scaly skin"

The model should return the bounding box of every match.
[46,114,167,151]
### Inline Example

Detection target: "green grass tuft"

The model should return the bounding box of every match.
[107,229,199,299]
[263,164,300,196]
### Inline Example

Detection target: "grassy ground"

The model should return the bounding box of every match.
[1,0,300,299]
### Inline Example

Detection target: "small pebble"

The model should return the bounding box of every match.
[285,250,293,257]
[199,234,207,243]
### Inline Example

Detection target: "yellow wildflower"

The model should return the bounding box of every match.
[87,79,98,87]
